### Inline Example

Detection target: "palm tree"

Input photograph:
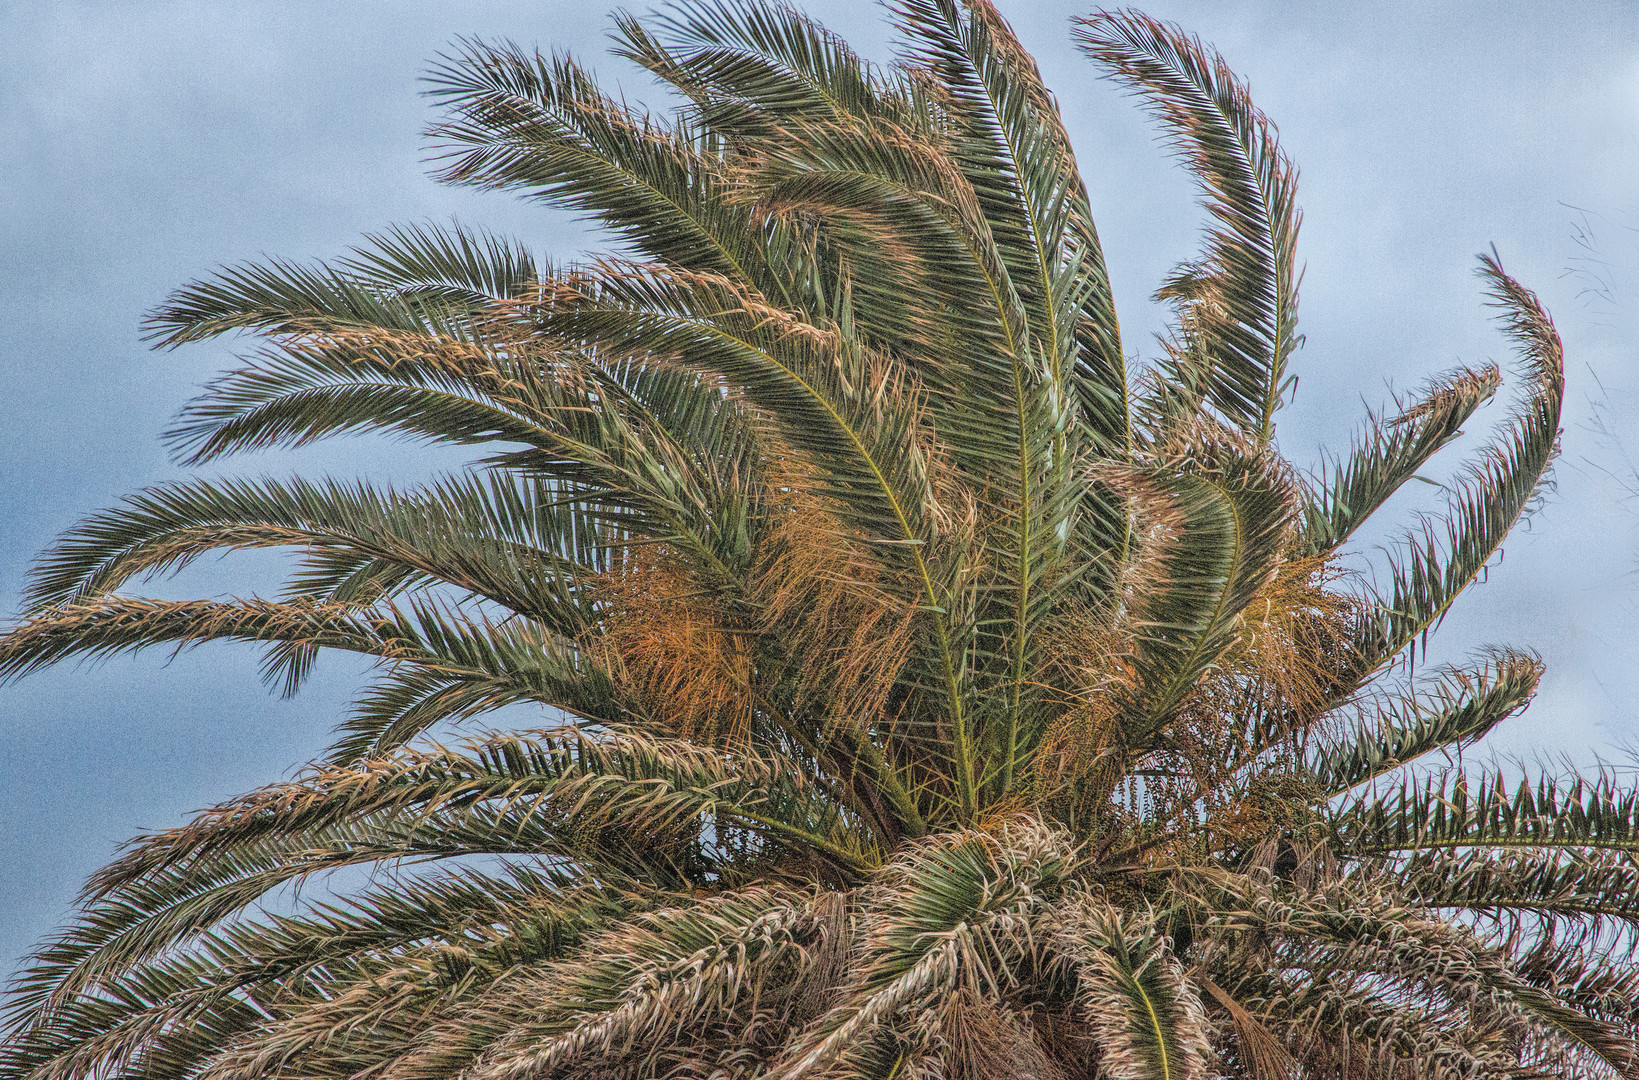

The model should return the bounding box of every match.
[2,2,1631,1078]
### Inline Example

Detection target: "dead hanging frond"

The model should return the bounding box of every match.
[586,544,759,744]
[939,988,1066,1080]
[752,461,919,739]
[1027,603,1136,830]
[1210,553,1364,728]
[1195,976,1301,1080]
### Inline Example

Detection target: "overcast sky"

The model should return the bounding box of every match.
[3,0,1638,973]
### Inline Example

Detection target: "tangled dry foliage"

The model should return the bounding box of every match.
[2,3,1630,1079]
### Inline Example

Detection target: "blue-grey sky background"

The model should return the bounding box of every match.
[3,0,1637,972]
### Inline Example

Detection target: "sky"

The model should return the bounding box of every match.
[2,0,1638,974]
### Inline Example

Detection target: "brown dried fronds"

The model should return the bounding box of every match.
[1036,593,1134,702]
[939,989,1066,1080]
[1217,553,1365,725]
[1138,555,1359,849]
[1030,1007,1103,1080]
[1152,553,1361,780]
[1022,548,1358,858]
[1030,690,1129,824]
[1015,597,1137,828]
[278,313,542,369]
[752,467,918,739]
[1200,771,1327,859]
[1196,977,1302,1080]
[587,545,758,744]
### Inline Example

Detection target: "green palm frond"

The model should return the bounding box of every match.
[898,0,1120,390]
[1112,436,1298,738]
[613,0,907,132]
[1310,649,1541,796]
[425,41,778,294]
[1340,768,1639,861]
[93,729,860,894]
[2,592,572,693]
[0,595,418,680]
[895,0,1128,784]
[0,4,1615,1079]
[1299,363,1501,556]
[1077,10,1299,445]
[23,474,594,622]
[149,220,542,349]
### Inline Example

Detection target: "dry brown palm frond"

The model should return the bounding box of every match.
[586,544,759,744]
[1210,553,1364,726]
[752,461,919,734]
[266,313,598,421]
[0,594,448,686]
[1196,975,1300,1080]
[1082,549,1361,860]
[1158,556,1361,847]
[1029,684,1131,833]
[938,988,1065,1080]
[1024,585,1139,832]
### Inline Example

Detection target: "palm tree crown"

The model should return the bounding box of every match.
[2,3,1629,1079]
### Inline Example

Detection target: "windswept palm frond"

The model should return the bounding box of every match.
[1076,10,1300,446]
[1341,767,1639,861]
[1310,649,1541,796]
[1298,363,1501,556]
[1353,253,1563,675]
[1,4,1615,1079]
[425,42,777,293]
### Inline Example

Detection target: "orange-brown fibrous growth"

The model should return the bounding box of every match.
[1156,554,1359,857]
[1214,554,1362,728]
[1028,552,1359,850]
[1030,603,1138,827]
[585,460,923,751]
[587,545,759,745]
[750,460,918,741]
